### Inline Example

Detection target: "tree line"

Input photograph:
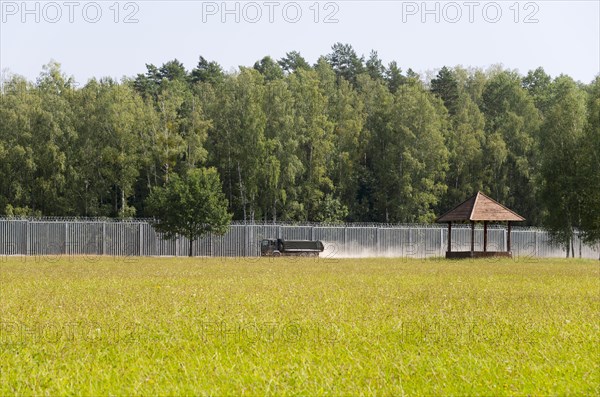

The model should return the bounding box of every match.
[0,43,598,252]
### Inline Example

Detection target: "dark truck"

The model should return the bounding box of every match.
[260,239,325,257]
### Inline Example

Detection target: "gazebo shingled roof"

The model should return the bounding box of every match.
[436,191,525,223]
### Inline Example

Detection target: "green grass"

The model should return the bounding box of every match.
[1,256,598,395]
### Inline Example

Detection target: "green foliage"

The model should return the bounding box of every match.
[312,194,349,223]
[0,54,596,228]
[287,68,335,221]
[537,76,589,254]
[260,78,303,221]
[0,62,76,216]
[365,50,385,81]
[441,91,486,211]
[579,77,600,246]
[522,67,552,113]
[326,74,366,221]
[431,66,460,115]
[4,204,41,217]
[253,56,284,81]
[146,167,231,256]
[361,77,448,222]
[385,61,405,93]
[278,51,311,74]
[190,56,225,85]
[326,43,365,85]
[71,79,149,217]
[481,71,541,223]
[203,68,268,221]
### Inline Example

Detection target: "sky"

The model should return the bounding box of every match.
[1,0,599,85]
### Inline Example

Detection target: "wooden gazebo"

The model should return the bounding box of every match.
[437,192,525,258]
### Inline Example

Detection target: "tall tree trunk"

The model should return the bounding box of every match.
[121,187,125,217]
[84,181,89,217]
[227,142,233,208]
[189,238,193,257]
[238,162,247,222]
[114,188,118,216]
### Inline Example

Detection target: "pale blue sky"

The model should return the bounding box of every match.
[1,1,599,85]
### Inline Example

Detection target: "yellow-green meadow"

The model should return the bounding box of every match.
[1,257,598,395]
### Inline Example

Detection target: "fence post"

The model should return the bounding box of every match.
[139,223,143,256]
[103,222,107,255]
[375,227,380,255]
[155,226,159,257]
[440,227,444,257]
[409,228,413,258]
[243,225,247,257]
[65,222,69,256]
[25,220,30,256]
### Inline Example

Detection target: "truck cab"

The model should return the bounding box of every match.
[260,239,283,256]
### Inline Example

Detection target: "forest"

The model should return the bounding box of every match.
[0,43,598,246]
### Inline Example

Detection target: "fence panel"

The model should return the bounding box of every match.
[104,223,140,257]
[214,225,246,257]
[29,222,65,256]
[68,222,103,255]
[379,228,409,257]
[0,219,26,255]
[280,226,312,240]
[344,227,377,256]
[0,219,598,259]
[314,227,346,256]
[513,230,536,258]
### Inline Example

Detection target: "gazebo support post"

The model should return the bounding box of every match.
[507,221,512,253]
[447,222,452,253]
[483,221,488,252]
[470,221,475,254]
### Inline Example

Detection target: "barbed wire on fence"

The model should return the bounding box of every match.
[0,216,154,223]
[0,216,557,231]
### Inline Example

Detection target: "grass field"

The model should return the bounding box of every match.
[0,256,598,395]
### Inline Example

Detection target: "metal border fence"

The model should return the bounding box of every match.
[0,218,598,259]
